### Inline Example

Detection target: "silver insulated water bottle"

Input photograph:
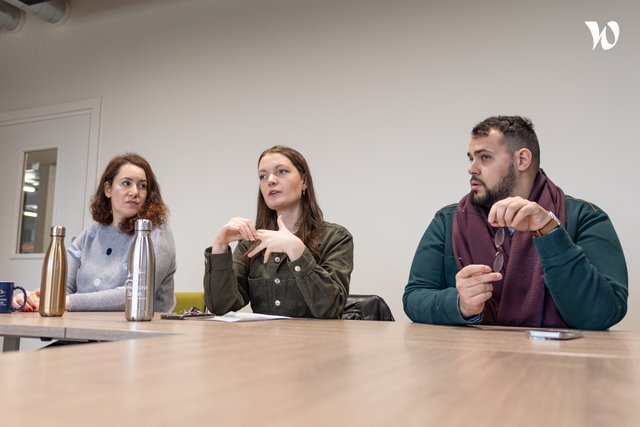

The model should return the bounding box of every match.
[125,219,155,321]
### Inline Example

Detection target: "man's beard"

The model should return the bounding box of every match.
[472,164,517,209]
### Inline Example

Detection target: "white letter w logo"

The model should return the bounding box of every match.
[584,21,620,50]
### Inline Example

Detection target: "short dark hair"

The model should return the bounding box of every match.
[90,153,168,234]
[472,116,540,170]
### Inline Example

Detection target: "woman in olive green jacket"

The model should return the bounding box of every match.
[203,146,353,318]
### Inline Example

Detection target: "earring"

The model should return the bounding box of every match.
[302,189,306,196]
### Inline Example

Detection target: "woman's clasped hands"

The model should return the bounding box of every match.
[213,215,305,262]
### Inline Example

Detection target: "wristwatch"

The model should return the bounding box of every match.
[531,211,561,237]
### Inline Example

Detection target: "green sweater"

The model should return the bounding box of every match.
[403,196,628,330]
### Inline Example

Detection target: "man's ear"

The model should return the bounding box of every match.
[515,148,532,171]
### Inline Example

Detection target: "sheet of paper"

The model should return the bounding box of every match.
[205,311,291,322]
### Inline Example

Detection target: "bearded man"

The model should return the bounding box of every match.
[403,116,627,329]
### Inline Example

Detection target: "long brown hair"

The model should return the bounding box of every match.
[255,145,324,260]
[90,153,168,234]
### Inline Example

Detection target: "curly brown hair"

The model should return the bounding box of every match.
[90,153,168,234]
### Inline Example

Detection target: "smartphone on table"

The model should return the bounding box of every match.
[526,330,583,340]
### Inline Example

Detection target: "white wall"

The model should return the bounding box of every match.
[1,0,638,328]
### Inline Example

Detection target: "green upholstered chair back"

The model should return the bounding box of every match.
[173,292,205,313]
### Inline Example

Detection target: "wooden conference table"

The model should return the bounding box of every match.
[1,313,640,426]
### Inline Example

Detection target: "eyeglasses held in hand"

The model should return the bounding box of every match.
[493,228,506,273]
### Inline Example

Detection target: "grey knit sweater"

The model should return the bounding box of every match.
[66,223,176,312]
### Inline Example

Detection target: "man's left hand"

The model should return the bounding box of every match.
[488,196,550,232]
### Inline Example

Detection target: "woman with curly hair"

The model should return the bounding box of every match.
[18,153,176,312]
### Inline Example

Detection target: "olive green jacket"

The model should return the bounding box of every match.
[204,222,353,319]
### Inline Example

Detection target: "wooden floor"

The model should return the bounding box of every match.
[2,312,640,426]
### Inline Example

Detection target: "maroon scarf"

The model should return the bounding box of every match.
[452,170,567,327]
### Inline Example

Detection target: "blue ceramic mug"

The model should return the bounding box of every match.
[0,281,27,313]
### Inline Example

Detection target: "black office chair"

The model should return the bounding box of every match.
[341,294,395,321]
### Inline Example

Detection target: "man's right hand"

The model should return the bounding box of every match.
[456,265,502,318]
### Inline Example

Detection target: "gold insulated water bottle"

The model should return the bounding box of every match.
[39,225,67,317]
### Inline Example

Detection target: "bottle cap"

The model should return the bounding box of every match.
[135,219,153,231]
[50,225,65,237]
